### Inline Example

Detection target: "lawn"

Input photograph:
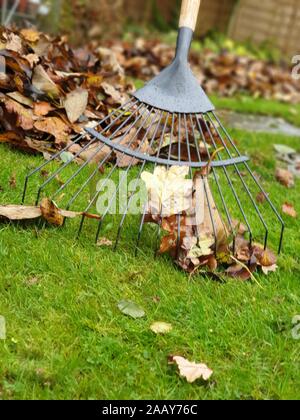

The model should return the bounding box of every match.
[0,98,299,400]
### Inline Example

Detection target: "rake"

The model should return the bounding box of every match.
[22,0,284,258]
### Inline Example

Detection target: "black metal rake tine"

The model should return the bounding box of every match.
[190,114,234,241]
[114,111,164,251]
[176,114,182,259]
[50,103,146,204]
[212,112,285,253]
[184,114,193,178]
[184,114,198,240]
[197,115,253,244]
[88,105,153,213]
[64,103,146,215]
[159,113,177,253]
[94,107,159,244]
[22,99,137,205]
[77,105,153,238]
[135,112,171,256]
[191,115,225,251]
[196,119,236,252]
[207,112,270,249]
[188,114,228,255]
[33,101,141,206]
[22,134,85,204]
[213,111,285,224]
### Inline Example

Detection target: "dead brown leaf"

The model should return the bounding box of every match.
[5,33,23,53]
[276,168,294,188]
[252,244,277,267]
[20,28,40,43]
[34,117,70,145]
[64,88,89,123]
[32,65,60,97]
[0,205,41,220]
[40,198,64,226]
[256,191,268,204]
[101,81,125,105]
[282,202,297,218]
[4,97,35,130]
[33,101,54,117]
[226,264,253,281]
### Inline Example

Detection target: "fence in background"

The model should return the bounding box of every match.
[228,0,300,56]
[127,0,299,56]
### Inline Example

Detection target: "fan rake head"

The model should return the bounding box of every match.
[22,5,284,260]
[21,96,284,258]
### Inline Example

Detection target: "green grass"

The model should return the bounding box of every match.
[0,123,300,400]
[211,95,300,128]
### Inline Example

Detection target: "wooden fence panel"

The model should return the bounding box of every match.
[228,0,300,55]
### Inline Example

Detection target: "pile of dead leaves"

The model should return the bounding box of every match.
[0,26,299,158]
[109,37,300,103]
[0,26,133,156]
[141,165,278,280]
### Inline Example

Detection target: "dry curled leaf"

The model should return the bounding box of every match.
[3,97,34,130]
[226,263,254,281]
[253,244,277,267]
[34,117,70,145]
[32,65,60,97]
[282,202,297,218]
[3,200,100,225]
[40,198,64,226]
[33,101,54,117]
[97,238,113,247]
[275,168,294,188]
[0,205,41,221]
[101,81,124,105]
[64,87,89,123]
[20,28,40,43]
[170,356,213,383]
[141,166,193,217]
[262,264,278,275]
[5,32,23,53]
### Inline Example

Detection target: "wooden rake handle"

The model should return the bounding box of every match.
[179,0,201,31]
